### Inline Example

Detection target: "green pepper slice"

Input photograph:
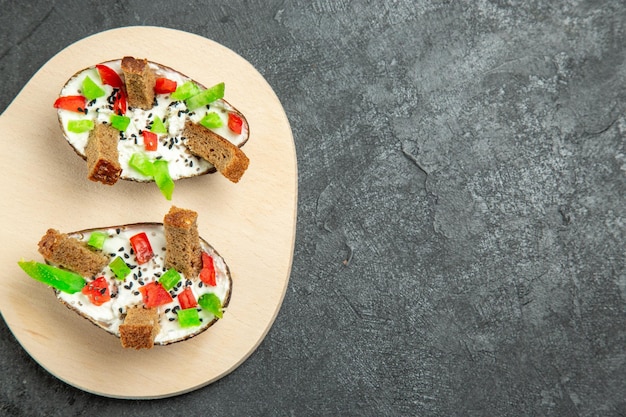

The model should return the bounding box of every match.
[198,293,223,318]
[128,153,155,177]
[153,160,174,200]
[170,81,201,101]
[199,112,223,129]
[87,231,108,249]
[185,82,225,111]
[18,260,86,294]
[110,114,131,131]
[150,116,168,134]
[128,154,175,199]
[82,75,106,100]
[67,119,95,133]
[109,256,131,280]
[159,268,181,290]
[177,308,201,327]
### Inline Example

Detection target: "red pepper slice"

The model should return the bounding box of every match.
[154,78,177,94]
[53,95,87,113]
[113,89,127,115]
[227,112,243,134]
[199,252,216,286]
[81,276,111,306]
[139,281,173,308]
[178,287,197,310]
[142,130,158,151]
[129,232,154,264]
[96,64,124,89]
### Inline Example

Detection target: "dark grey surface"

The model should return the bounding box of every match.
[1,1,625,416]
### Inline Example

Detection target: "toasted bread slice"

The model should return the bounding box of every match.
[164,206,202,278]
[38,229,108,277]
[119,306,160,349]
[121,56,156,109]
[183,120,250,183]
[85,123,122,185]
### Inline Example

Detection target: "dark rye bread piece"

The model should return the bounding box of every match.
[183,120,249,183]
[164,206,202,278]
[38,229,108,277]
[85,123,122,185]
[121,56,156,109]
[119,306,160,349]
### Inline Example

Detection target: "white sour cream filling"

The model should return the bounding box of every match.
[56,224,230,345]
[57,60,248,181]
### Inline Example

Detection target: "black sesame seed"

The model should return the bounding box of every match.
[118,247,124,252]
[133,291,140,296]
[124,253,129,259]
[119,308,123,314]
[116,228,121,234]
[165,308,171,313]
[169,317,175,322]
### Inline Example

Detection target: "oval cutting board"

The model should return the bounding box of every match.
[0,26,297,399]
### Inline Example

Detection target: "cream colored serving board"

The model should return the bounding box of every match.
[0,26,297,399]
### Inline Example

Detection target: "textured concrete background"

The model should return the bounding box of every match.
[1,1,625,416]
